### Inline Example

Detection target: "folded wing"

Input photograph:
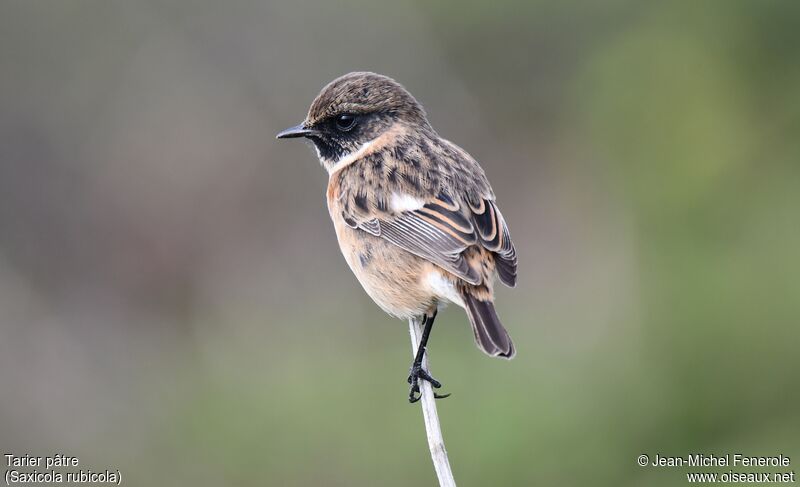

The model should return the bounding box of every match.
[345,193,517,287]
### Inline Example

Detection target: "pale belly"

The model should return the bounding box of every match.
[331,218,464,319]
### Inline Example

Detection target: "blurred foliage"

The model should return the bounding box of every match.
[0,1,798,486]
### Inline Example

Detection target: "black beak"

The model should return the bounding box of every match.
[276,123,316,139]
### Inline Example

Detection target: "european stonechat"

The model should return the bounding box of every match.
[277,72,517,402]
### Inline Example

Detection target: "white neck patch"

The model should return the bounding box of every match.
[325,141,374,176]
[321,123,408,177]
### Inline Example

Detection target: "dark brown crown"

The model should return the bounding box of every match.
[305,72,427,126]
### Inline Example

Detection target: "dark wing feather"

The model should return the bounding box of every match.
[352,194,516,287]
[469,199,517,287]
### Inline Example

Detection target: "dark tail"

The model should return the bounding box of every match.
[462,292,515,359]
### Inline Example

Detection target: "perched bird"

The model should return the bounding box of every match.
[277,72,517,402]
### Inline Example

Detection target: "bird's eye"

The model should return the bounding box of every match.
[335,114,357,132]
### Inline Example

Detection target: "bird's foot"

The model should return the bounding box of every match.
[407,361,451,403]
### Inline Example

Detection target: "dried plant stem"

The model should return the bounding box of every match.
[408,317,457,487]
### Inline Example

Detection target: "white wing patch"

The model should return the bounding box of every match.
[390,192,425,212]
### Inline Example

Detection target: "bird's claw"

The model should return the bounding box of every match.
[409,384,422,403]
[407,363,449,403]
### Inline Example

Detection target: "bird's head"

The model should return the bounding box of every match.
[276,72,430,171]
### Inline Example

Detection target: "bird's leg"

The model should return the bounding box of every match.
[408,310,451,403]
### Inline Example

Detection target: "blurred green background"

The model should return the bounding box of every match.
[1,1,798,485]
